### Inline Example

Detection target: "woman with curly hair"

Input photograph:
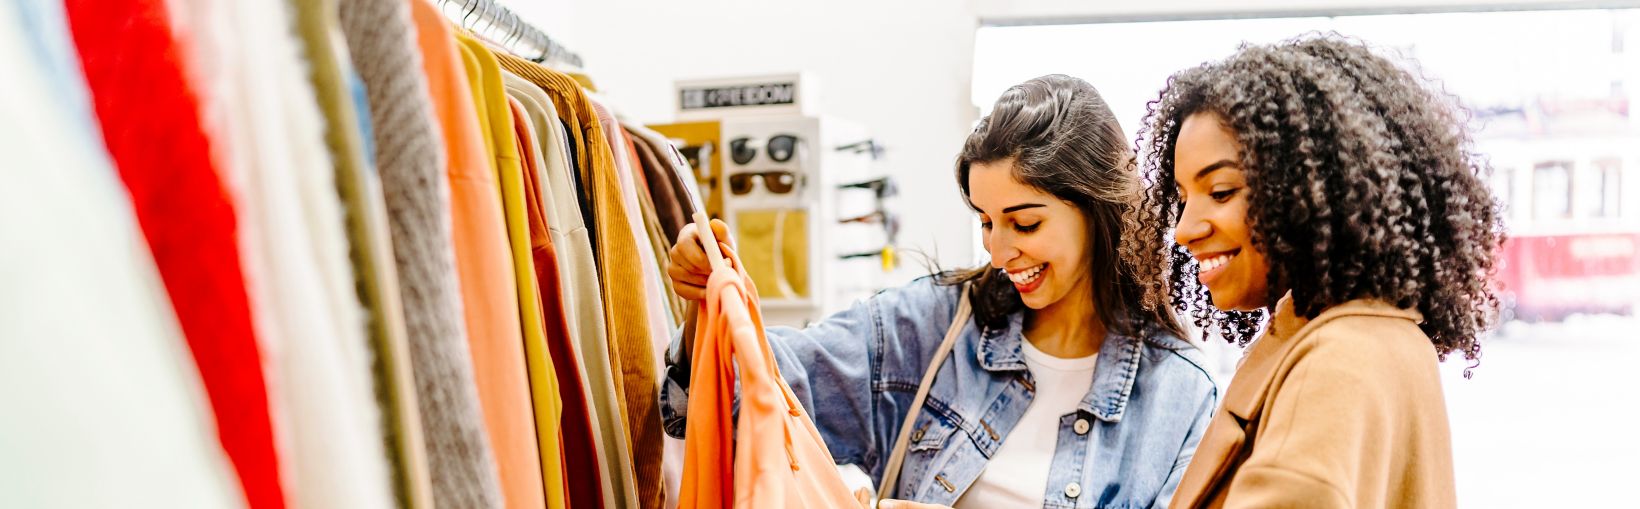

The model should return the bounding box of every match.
[1127,36,1504,508]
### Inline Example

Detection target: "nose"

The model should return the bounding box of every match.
[1174,199,1212,249]
[986,227,1020,269]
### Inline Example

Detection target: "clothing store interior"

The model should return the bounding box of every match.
[5,0,1637,507]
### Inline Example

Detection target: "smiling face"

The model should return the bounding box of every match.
[968,157,1094,311]
[1172,112,1272,311]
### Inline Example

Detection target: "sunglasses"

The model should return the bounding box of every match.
[838,210,901,240]
[729,134,800,165]
[834,138,884,160]
[728,171,802,195]
[838,177,897,199]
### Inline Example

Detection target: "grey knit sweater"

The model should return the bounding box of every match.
[337,1,504,508]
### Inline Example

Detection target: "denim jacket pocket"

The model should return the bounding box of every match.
[896,403,966,499]
[907,404,961,452]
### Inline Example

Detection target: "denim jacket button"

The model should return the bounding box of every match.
[1065,482,1082,498]
[1073,418,1090,435]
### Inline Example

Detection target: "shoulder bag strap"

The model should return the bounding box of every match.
[874,285,971,503]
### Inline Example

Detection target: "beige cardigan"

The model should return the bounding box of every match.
[1171,294,1457,508]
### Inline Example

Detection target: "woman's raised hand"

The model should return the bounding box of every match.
[668,218,733,301]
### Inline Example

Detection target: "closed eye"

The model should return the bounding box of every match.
[1014,222,1040,233]
[1210,188,1240,203]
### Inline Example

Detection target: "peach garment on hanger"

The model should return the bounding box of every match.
[679,240,857,509]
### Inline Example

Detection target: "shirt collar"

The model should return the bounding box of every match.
[1222,292,1425,420]
[976,311,1146,423]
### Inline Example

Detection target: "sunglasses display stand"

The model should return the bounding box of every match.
[651,73,893,327]
[653,114,890,328]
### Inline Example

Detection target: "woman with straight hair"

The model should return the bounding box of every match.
[664,75,1217,508]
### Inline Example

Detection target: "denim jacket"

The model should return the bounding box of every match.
[661,276,1218,508]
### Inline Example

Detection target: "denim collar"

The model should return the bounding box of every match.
[977,312,1143,423]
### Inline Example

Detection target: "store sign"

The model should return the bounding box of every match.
[675,73,811,119]
[680,82,797,110]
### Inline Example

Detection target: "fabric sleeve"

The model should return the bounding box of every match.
[660,276,959,473]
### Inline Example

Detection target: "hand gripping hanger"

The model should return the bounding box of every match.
[694,212,727,272]
[678,212,722,363]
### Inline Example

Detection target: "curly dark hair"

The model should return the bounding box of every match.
[1126,34,1505,367]
[942,74,1187,342]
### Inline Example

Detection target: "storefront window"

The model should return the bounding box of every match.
[1534,161,1574,220]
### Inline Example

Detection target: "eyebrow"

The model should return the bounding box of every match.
[1192,160,1241,182]
[1002,203,1046,214]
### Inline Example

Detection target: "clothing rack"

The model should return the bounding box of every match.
[439,0,584,68]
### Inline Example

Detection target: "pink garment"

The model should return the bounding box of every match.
[678,245,857,509]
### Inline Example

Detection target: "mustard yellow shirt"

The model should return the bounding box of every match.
[458,32,565,509]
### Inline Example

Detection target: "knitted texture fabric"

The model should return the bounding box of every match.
[335,2,502,508]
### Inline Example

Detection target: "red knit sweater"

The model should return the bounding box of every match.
[66,2,286,508]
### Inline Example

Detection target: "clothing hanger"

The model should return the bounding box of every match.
[493,7,511,44]
[478,1,497,39]
[443,0,583,67]
[501,12,521,47]
[517,15,537,58]
[680,212,723,363]
[694,212,726,272]
[460,0,482,27]
[678,212,725,363]
[548,39,559,63]
[499,11,518,46]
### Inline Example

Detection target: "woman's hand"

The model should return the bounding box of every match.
[853,488,953,509]
[668,218,732,302]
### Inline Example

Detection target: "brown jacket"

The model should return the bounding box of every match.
[1170,294,1457,509]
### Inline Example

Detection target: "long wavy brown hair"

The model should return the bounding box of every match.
[940,74,1187,343]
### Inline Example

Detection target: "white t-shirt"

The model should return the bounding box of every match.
[954,338,1098,508]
